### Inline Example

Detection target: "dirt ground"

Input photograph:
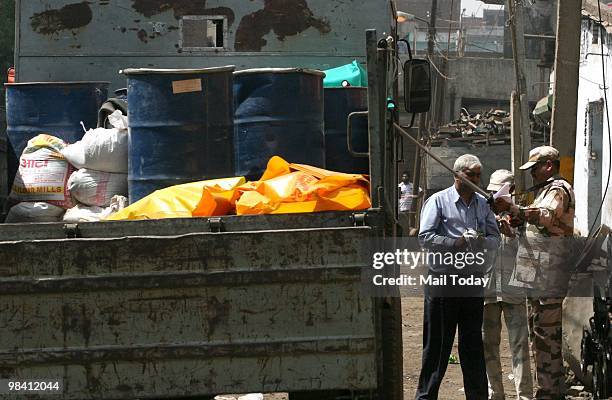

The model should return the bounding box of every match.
[401,297,520,400]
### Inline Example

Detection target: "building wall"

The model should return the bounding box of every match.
[426,144,513,193]
[441,56,546,121]
[395,0,461,29]
[574,19,612,235]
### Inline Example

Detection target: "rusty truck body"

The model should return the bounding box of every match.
[1,1,406,399]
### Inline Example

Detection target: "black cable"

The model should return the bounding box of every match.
[587,0,612,240]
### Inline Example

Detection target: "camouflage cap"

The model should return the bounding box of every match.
[519,145,560,170]
[487,169,514,191]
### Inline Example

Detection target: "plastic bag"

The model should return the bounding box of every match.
[5,202,66,223]
[61,110,128,173]
[9,134,74,208]
[63,196,127,222]
[67,168,128,207]
[193,156,371,216]
[106,177,245,220]
[323,60,368,87]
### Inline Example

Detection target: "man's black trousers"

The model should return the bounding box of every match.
[414,296,488,400]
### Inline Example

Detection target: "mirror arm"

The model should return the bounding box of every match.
[397,39,413,60]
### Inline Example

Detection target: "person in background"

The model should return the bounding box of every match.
[483,169,533,400]
[398,171,423,234]
[399,170,422,213]
[415,154,501,400]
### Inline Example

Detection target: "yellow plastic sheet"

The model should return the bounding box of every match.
[194,156,371,216]
[108,156,371,220]
[106,177,245,220]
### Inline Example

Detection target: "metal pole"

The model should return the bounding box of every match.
[394,123,491,198]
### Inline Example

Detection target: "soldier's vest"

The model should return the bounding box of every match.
[514,178,575,297]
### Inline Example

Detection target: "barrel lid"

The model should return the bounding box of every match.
[234,68,325,78]
[120,65,235,75]
[4,81,110,87]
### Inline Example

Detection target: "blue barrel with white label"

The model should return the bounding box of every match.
[324,87,369,174]
[4,81,108,191]
[122,67,235,203]
[233,68,325,180]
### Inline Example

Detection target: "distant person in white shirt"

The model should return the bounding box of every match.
[398,171,423,213]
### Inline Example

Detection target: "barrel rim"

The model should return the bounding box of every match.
[120,65,235,75]
[234,68,325,77]
[4,81,110,87]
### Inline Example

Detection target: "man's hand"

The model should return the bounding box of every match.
[454,236,467,248]
[493,197,512,213]
[499,218,516,238]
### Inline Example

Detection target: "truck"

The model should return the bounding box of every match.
[1,1,430,399]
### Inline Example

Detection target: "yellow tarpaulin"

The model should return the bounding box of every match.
[194,156,371,216]
[106,177,245,220]
[107,156,371,220]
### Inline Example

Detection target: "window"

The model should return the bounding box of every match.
[180,16,227,50]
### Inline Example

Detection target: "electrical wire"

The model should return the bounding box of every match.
[426,54,456,80]
[587,0,612,239]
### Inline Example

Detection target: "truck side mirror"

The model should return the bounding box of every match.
[403,59,431,113]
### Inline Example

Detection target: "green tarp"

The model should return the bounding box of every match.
[323,60,367,88]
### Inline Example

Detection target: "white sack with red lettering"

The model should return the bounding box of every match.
[9,134,74,208]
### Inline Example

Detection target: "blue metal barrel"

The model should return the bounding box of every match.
[122,66,235,203]
[324,87,369,174]
[4,82,108,189]
[233,68,325,180]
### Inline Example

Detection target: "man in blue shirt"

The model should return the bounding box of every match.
[415,154,501,400]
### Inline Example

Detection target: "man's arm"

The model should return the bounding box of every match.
[482,206,501,250]
[418,195,461,250]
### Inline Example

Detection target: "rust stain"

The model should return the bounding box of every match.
[208,296,230,336]
[130,0,235,24]
[137,29,148,43]
[235,0,331,51]
[30,2,93,35]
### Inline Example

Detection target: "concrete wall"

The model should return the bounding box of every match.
[443,57,548,121]
[426,144,513,193]
[573,19,612,235]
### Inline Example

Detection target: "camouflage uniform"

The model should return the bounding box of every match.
[484,235,533,400]
[512,175,575,400]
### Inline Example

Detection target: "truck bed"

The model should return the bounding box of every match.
[0,210,384,399]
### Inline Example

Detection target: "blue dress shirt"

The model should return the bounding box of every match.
[418,185,501,274]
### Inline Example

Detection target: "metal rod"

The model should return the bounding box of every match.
[393,123,491,199]
[524,34,556,40]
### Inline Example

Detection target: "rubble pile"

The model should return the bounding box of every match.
[432,108,511,144]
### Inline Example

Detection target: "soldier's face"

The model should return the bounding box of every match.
[530,160,553,184]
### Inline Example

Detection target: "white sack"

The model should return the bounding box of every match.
[61,110,128,173]
[5,202,65,223]
[67,169,128,207]
[63,195,128,222]
[10,134,74,208]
